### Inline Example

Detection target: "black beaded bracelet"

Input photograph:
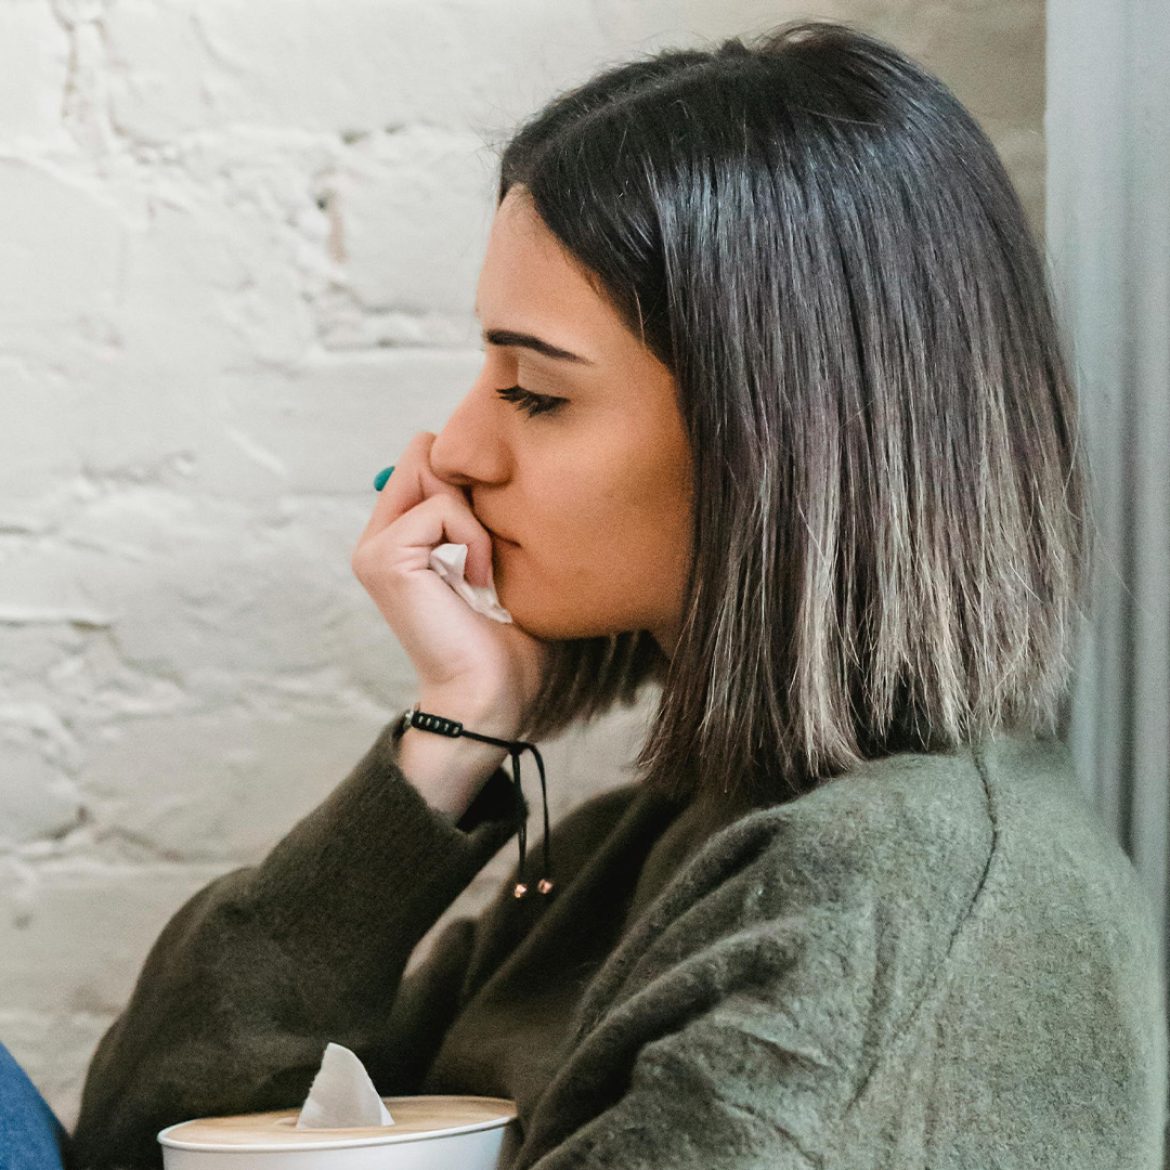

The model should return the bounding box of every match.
[400,705,554,899]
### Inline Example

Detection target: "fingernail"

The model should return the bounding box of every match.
[373,466,395,491]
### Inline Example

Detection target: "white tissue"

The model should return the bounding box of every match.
[295,1042,395,1129]
[429,542,513,624]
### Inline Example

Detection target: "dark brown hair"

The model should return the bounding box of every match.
[500,19,1092,809]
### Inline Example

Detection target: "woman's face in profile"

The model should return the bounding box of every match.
[429,185,693,653]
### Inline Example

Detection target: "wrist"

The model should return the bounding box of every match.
[394,693,521,824]
[414,689,523,742]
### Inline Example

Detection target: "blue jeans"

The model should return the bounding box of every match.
[0,1043,72,1170]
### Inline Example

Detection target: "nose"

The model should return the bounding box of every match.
[428,373,509,490]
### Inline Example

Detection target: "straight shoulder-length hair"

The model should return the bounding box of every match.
[500,19,1092,810]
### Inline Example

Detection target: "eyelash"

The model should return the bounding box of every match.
[495,384,566,418]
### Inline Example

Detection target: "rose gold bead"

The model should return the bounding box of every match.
[513,882,528,898]
[537,878,554,894]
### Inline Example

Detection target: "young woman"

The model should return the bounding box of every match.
[8,18,1164,1170]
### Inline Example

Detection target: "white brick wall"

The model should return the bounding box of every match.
[0,0,1044,1131]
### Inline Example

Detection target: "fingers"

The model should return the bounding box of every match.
[355,432,433,548]
[355,492,494,589]
[353,432,493,587]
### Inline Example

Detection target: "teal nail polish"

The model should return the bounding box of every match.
[374,465,395,491]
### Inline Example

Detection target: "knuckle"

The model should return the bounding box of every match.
[350,547,372,577]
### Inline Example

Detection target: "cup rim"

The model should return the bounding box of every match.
[158,1095,517,1152]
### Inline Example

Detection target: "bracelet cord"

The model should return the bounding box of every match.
[401,706,553,899]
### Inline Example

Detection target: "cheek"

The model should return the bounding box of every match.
[494,509,676,638]
[489,418,691,635]
[494,510,613,592]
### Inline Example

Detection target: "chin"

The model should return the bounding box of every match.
[503,601,640,644]
[506,612,592,641]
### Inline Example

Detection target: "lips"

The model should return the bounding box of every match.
[482,522,519,547]
[471,497,518,545]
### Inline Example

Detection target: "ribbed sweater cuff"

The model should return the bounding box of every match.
[239,719,522,966]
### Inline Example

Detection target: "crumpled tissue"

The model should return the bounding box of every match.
[428,542,513,624]
[295,1042,395,1128]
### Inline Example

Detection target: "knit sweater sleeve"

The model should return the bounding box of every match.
[70,717,523,1170]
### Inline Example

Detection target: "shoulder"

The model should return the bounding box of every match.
[674,732,1118,952]
[968,734,1161,960]
[694,740,1000,920]
[604,743,1003,1011]
[582,743,1009,1064]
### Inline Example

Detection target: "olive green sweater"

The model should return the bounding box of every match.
[71,724,1168,1169]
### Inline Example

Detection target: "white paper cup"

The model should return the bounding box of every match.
[158,1095,519,1170]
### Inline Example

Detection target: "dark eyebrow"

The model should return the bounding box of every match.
[481,327,593,365]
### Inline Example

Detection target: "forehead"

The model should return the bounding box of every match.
[475,189,610,329]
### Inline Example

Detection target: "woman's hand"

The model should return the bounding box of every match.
[351,432,551,733]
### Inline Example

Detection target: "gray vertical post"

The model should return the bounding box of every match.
[1046,0,1170,1032]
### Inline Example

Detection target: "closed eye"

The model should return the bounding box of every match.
[495,384,566,418]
